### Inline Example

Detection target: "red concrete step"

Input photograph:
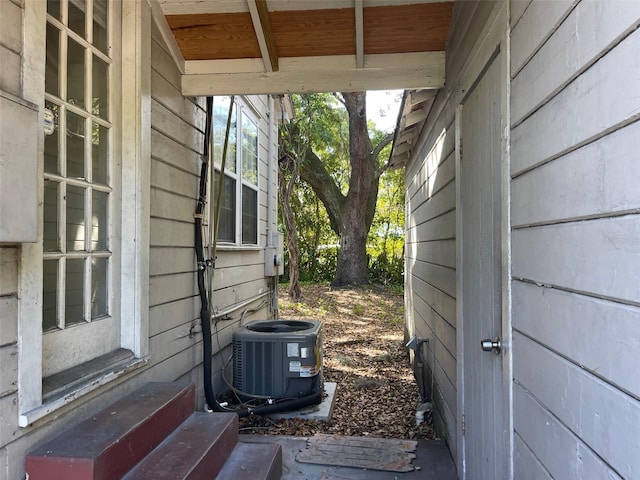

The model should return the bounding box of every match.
[26,382,195,480]
[215,442,282,480]
[122,412,238,480]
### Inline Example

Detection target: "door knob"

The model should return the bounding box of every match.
[481,336,501,354]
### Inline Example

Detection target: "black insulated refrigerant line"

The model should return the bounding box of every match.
[195,95,234,413]
[195,96,322,417]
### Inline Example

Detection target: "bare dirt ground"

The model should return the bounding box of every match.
[238,283,435,440]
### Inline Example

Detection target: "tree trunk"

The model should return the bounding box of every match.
[332,92,376,286]
[333,204,370,285]
[278,157,302,299]
[285,92,394,287]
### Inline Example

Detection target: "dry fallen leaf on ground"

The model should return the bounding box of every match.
[238,284,436,440]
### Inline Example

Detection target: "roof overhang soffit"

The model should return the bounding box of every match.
[388,88,436,169]
[154,0,453,95]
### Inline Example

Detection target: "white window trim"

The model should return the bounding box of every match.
[239,105,260,246]
[214,98,261,247]
[18,0,151,427]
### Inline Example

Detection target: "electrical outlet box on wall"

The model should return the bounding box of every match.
[264,231,285,277]
[0,91,38,242]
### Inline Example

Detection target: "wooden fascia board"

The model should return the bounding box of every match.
[151,0,185,73]
[182,51,445,95]
[247,0,279,72]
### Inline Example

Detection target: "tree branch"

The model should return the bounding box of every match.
[333,92,347,108]
[371,132,394,161]
[299,148,346,235]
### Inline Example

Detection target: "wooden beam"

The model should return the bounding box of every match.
[185,51,443,73]
[409,89,435,105]
[181,51,445,95]
[247,0,279,72]
[389,151,410,164]
[158,1,249,15]
[397,126,418,143]
[185,58,264,75]
[393,141,414,155]
[355,0,364,68]
[404,108,428,127]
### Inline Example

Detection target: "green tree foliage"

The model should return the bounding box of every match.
[368,166,405,285]
[278,93,405,289]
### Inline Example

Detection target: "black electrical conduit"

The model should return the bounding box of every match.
[195,97,322,417]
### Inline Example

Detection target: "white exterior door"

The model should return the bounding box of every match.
[458,50,510,479]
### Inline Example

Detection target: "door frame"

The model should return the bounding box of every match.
[454,7,513,479]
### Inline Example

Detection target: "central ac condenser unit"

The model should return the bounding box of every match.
[232,319,323,400]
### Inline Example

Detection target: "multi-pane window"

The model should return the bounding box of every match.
[43,0,116,373]
[213,97,259,245]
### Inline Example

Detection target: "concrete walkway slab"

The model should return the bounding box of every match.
[239,435,457,480]
[268,382,337,422]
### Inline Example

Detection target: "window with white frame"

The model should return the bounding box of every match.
[212,97,259,245]
[42,0,120,380]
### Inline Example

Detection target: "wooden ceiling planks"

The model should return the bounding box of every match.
[363,2,454,54]
[165,12,261,60]
[164,2,454,61]
[162,1,453,96]
[270,8,356,58]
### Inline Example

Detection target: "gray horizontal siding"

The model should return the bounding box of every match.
[514,332,640,478]
[0,0,22,96]
[511,1,640,126]
[514,382,623,480]
[511,24,640,176]
[405,100,458,456]
[512,216,639,304]
[514,432,553,480]
[511,121,640,228]
[513,281,640,398]
[510,1,640,478]
[147,25,273,399]
[510,0,576,77]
